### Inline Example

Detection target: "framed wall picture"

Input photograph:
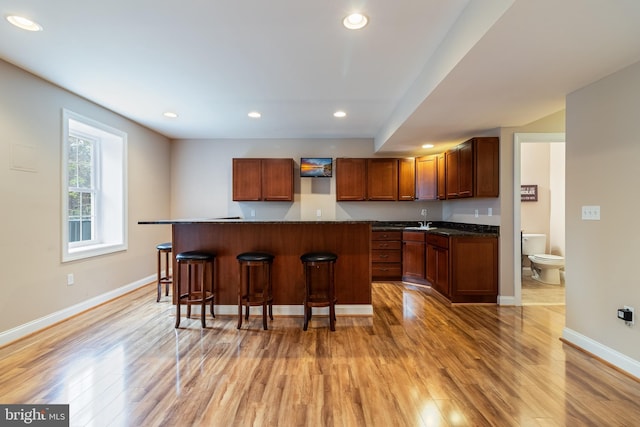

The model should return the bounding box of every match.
[521,185,538,202]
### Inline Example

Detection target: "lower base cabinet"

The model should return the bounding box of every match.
[371,231,402,280]
[448,236,498,303]
[402,231,427,284]
[426,234,449,297]
[423,233,498,303]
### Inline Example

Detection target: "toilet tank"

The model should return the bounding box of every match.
[522,233,546,255]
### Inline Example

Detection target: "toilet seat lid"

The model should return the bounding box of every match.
[532,254,563,260]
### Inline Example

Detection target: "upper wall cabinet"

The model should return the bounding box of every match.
[415,155,437,200]
[445,137,499,199]
[233,158,294,201]
[437,153,446,200]
[398,158,416,201]
[367,158,398,201]
[336,158,416,201]
[336,158,367,201]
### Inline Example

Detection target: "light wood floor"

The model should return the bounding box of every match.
[521,269,565,306]
[1,282,638,426]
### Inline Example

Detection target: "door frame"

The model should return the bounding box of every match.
[512,132,565,306]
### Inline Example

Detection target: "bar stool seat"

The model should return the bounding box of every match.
[175,250,216,328]
[156,242,172,302]
[300,252,337,331]
[237,252,274,330]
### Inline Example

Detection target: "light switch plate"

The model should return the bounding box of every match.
[581,205,600,220]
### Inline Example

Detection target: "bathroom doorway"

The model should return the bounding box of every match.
[513,133,566,306]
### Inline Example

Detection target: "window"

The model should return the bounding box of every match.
[67,134,97,245]
[62,109,127,262]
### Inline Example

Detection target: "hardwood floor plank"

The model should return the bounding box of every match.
[0,281,638,426]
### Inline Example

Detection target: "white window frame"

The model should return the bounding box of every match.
[62,109,128,262]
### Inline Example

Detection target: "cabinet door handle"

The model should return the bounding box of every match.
[379,254,389,258]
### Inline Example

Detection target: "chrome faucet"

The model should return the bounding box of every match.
[420,208,428,227]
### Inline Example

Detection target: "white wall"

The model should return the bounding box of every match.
[0,60,171,337]
[170,138,447,222]
[521,142,565,256]
[549,144,565,256]
[521,143,551,242]
[564,60,640,366]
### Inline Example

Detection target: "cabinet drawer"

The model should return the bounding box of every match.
[372,231,401,241]
[372,240,402,250]
[372,250,401,263]
[372,263,402,278]
[427,233,449,248]
[402,231,426,242]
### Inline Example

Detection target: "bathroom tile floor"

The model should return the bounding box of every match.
[522,269,565,305]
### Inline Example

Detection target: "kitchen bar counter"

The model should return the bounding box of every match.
[139,220,373,315]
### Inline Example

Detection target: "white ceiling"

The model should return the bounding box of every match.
[2,0,640,154]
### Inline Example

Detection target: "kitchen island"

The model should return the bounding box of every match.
[138,219,373,315]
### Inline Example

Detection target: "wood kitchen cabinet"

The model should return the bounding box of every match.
[233,158,294,201]
[416,155,437,200]
[445,146,460,199]
[398,158,416,201]
[371,231,402,280]
[367,158,398,200]
[396,230,498,303]
[336,158,367,201]
[336,157,416,201]
[402,231,427,284]
[449,236,498,303]
[437,153,446,200]
[426,234,450,297]
[445,137,499,199]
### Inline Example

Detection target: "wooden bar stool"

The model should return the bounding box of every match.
[175,251,215,328]
[300,252,338,331]
[156,242,172,302]
[237,252,274,330]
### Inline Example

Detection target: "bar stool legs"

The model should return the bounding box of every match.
[300,252,338,331]
[175,251,215,328]
[237,252,274,330]
[156,242,172,302]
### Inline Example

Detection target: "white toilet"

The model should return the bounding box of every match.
[522,233,565,285]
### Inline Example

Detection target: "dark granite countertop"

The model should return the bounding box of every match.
[373,221,499,237]
[139,218,374,225]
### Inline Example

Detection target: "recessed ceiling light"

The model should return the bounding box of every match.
[248,111,261,118]
[163,111,178,118]
[343,13,368,30]
[334,111,347,118]
[6,15,43,32]
[422,144,434,149]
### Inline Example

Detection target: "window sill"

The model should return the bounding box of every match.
[63,242,127,262]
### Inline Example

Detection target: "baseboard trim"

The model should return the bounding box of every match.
[562,327,640,380]
[0,274,155,347]
[498,295,516,306]
[1,278,373,347]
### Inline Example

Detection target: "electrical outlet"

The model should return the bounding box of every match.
[488,208,493,216]
[250,209,255,217]
[67,273,74,286]
[624,305,635,326]
[420,209,427,216]
[474,209,479,218]
[316,209,322,217]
